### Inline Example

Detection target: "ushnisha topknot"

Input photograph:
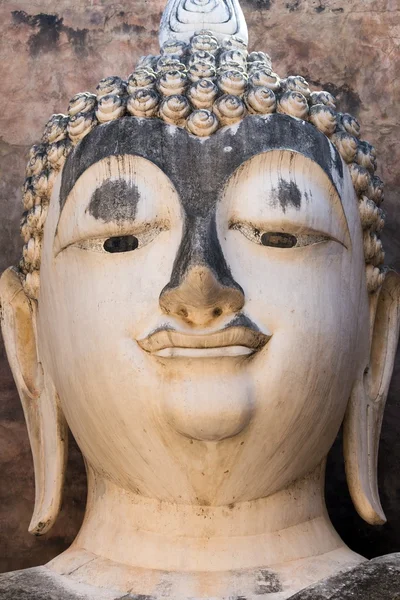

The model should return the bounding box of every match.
[20,18,385,300]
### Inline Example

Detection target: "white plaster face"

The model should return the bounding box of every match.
[38,116,370,505]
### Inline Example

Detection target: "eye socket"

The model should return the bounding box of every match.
[103,235,139,253]
[261,232,297,248]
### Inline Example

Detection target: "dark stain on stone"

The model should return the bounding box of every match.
[12,11,62,55]
[314,3,326,13]
[112,22,148,36]
[289,554,400,599]
[254,569,283,594]
[11,10,88,57]
[286,0,300,11]
[245,0,272,8]
[87,179,140,223]
[166,212,240,293]
[32,520,51,536]
[89,12,103,26]
[332,7,344,12]
[309,79,362,117]
[65,26,88,56]
[0,567,96,599]
[285,36,311,61]
[225,314,260,331]
[271,179,302,213]
[60,116,342,210]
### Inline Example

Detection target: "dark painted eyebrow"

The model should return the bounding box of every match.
[59,114,344,215]
[87,179,141,224]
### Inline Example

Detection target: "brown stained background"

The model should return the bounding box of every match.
[0,0,399,572]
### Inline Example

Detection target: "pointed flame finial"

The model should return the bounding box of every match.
[159,0,248,47]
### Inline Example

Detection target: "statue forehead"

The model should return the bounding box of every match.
[60,114,344,214]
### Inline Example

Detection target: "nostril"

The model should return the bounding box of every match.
[178,307,189,318]
[159,266,245,324]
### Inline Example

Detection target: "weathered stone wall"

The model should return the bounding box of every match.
[0,0,399,572]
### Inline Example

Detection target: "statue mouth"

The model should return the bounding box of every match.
[137,326,271,358]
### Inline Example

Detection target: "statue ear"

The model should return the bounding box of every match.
[0,267,67,535]
[344,271,400,525]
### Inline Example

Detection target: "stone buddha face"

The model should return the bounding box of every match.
[35,114,368,505]
[1,4,399,589]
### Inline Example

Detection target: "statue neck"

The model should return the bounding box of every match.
[48,462,363,597]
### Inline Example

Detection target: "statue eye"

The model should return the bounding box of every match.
[260,232,297,248]
[103,235,139,253]
[70,226,165,254]
[230,222,330,248]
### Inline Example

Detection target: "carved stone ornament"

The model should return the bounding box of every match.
[1,0,400,598]
[159,0,249,47]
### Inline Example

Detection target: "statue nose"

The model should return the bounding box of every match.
[159,266,245,327]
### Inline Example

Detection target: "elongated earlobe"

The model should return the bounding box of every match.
[344,271,400,525]
[0,267,67,535]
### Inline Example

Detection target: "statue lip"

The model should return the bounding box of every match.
[137,326,270,357]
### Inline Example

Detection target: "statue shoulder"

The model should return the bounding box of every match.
[290,554,400,599]
[0,566,121,599]
[1,556,399,599]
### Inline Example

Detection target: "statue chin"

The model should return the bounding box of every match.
[161,363,254,441]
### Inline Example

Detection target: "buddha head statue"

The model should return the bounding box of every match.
[1,0,400,597]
